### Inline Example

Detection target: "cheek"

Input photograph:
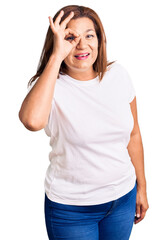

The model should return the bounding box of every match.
[92,45,98,58]
[64,55,74,65]
[91,41,98,55]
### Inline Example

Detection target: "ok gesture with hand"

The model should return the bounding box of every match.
[48,10,80,62]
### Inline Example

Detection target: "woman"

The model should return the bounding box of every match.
[19,5,149,240]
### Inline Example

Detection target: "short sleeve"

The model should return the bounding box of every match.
[44,98,58,138]
[118,63,136,103]
[127,73,136,103]
[44,115,51,137]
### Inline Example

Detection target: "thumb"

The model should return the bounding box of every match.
[71,35,81,47]
[136,203,141,218]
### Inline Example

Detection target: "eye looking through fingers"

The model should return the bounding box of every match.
[65,35,76,41]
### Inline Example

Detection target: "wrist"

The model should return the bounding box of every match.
[136,179,147,190]
[49,54,63,65]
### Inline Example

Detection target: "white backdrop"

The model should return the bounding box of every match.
[1,0,167,239]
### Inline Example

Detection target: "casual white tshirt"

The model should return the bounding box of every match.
[29,62,137,205]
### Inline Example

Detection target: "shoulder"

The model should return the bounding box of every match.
[106,61,129,75]
[106,62,133,86]
[105,61,134,88]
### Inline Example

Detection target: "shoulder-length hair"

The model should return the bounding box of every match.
[28,5,116,87]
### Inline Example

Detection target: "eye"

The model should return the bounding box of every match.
[86,34,94,39]
[66,36,75,41]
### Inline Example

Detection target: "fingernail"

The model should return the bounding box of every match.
[137,214,140,218]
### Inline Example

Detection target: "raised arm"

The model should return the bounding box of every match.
[18,10,80,131]
[19,55,62,131]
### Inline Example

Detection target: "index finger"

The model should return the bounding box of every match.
[53,10,64,27]
[65,28,80,38]
[60,11,74,29]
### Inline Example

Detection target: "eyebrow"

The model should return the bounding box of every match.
[85,29,95,32]
[67,29,95,37]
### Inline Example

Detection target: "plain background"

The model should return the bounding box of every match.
[1,0,167,239]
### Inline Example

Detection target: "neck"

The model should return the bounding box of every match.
[66,68,98,81]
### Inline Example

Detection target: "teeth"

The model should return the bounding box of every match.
[76,53,89,57]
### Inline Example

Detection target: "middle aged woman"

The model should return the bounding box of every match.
[19,5,149,240]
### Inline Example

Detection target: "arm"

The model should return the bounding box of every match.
[19,55,62,131]
[18,10,80,131]
[127,97,146,188]
[127,97,149,224]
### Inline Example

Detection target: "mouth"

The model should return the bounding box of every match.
[74,53,90,60]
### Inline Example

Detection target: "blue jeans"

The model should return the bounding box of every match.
[44,181,137,240]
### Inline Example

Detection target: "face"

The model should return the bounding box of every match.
[64,17,98,77]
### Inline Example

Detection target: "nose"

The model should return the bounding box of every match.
[76,37,87,49]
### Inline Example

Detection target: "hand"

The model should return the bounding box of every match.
[134,186,149,224]
[48,10,81,61]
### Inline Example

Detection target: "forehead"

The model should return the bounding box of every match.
[67,17,96,33]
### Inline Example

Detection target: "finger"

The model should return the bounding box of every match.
[48,16,56,34]
[54,10,64,27]
[60,11,74,29]
[64,28,80,38]
[71,35,81,47]
[136,203,141,219]
[134,204,146,224]
[134,216,142,224]
[140,205,147,220]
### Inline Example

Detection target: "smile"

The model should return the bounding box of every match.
[74,53,90,60]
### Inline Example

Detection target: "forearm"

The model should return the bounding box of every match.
[127,132,147,190]
[19,55,62,131]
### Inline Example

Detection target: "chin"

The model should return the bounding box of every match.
[64,57,97,73]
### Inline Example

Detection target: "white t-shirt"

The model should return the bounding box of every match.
[29,62,137,205]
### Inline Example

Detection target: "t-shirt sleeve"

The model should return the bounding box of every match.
[118,63,136,103]
[128,73,136,103]
[44,98,57,137]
